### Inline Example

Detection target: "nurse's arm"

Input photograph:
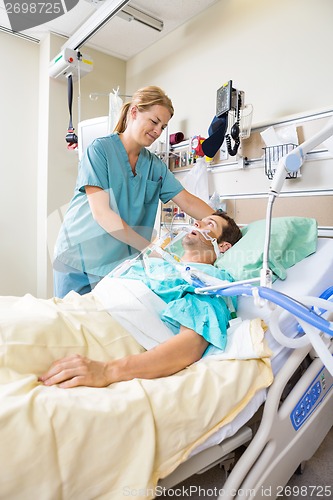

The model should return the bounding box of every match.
[39,327,209,388]
[85,185,150,251]
[172,189,214,220]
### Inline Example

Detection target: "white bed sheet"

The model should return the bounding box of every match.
[192,237,333,455]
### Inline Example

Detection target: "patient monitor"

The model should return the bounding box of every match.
[202,80,253,158]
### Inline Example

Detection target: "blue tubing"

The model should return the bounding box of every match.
[206,284,333,337]
[297,285,333,333]
[320,285,333,300]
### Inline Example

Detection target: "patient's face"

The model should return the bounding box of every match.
[194,215,225,240]
[181,215,225,256]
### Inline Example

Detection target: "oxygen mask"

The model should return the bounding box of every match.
[158,225,220,260]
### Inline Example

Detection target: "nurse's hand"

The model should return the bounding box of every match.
[38,354,110,388]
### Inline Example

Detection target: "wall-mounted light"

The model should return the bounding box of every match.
[117,5,164,32]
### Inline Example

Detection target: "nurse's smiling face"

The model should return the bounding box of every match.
[130,104,171,147]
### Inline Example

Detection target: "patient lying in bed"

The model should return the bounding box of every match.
[0,213,277,499]
[1,211,242,388]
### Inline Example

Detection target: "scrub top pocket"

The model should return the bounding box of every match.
[144,179,160,205]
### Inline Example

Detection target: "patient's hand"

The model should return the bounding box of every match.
[38,354,110,388]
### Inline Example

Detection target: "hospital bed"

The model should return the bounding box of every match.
[0,226,332,499]
[159,236,333,499]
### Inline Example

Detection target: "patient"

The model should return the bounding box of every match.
[1,212,242,389]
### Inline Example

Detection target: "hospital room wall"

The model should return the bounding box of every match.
[0,32,39,296]
[125,0,333,226]
[126,0,333,138]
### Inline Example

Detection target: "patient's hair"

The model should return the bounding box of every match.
[213,211,242,246]
[114,86,174,134]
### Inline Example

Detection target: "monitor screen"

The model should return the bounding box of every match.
[78,116,109,160]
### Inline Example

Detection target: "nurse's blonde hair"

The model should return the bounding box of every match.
[113,86,174,133]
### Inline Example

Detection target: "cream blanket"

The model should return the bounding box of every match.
[0,292,273,499]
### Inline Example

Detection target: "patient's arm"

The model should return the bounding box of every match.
[39,327,209,389]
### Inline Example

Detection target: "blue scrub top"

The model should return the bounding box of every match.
[54,134,184,276]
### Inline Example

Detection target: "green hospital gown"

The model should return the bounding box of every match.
[118,258,237,352]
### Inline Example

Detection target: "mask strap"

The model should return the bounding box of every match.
[211,238,221,259]
[193,228,221,259]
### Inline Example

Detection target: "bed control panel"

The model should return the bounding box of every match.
[290,363,333,430]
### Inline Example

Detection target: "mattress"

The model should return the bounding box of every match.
[192,237,333,455]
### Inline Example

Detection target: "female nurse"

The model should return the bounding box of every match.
[53,86,214,298]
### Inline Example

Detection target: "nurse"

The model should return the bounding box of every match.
[53,86,214,297]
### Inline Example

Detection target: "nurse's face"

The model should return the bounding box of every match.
[130,104,171,147]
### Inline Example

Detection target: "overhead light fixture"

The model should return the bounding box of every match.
[117,5,164,32]
[62,0,132,51]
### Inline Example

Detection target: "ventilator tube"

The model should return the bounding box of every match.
[206,283,333,375]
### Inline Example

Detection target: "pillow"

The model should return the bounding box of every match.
[215,217,318,281]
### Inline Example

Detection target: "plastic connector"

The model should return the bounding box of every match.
[260,267,272,288]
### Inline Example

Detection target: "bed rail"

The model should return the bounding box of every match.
[220,343,333,499]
